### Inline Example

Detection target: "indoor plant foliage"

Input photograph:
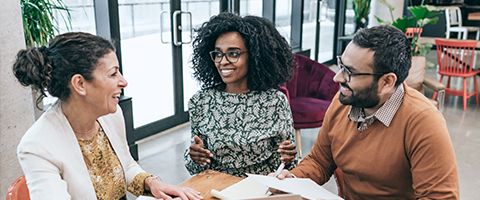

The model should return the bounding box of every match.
[376,1,440,91]
[21,0,71,47]
[353,0,372,31]
[376,1,439,56]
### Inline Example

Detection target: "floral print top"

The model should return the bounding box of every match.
[184,88,295,177]
[77,126,150,199]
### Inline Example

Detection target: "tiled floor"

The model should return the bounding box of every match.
[135,70,479,199]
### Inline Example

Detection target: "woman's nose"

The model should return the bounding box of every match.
[119,73,128,88]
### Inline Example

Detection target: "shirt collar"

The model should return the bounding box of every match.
[348,84,405,127]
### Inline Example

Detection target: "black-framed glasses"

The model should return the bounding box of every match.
[209,50,247,63]
[336,56,385,82]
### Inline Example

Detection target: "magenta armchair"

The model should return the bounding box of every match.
[286,54,339,157]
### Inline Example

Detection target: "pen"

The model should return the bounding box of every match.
[274,162,286,177]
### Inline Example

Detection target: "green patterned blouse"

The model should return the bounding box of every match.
[184,88,295,177]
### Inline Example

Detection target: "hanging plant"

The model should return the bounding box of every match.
[20,0,71,47]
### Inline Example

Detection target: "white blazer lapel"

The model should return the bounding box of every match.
[53,103,97,199]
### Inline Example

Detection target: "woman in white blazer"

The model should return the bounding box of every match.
[12,32,201,200]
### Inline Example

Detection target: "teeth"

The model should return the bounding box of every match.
[220,69,234,76]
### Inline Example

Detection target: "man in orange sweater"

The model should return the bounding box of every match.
[276,26,459,199]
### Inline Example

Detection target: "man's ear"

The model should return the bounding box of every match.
[379,73,398,94]
[70,74,87,96]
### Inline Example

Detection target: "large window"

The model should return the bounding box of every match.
[275,0,292,43]
[240,0,262,16]
[119,0,173,128]
[302,0,318,59]
[182,1,219,111]
[317,0,336,63]
[54,0,96,34]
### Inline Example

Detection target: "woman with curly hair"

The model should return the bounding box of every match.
[184,12,297,177]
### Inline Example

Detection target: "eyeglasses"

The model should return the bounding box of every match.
[209,50,246,63]
[336,56,385,82]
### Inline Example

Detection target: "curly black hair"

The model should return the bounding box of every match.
[352,25,411,86]
[191,12,294,91]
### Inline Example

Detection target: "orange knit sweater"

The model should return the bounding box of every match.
[292,85,459,199]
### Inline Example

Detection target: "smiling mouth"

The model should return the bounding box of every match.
[219,68,234,76]
[339,84,352,95]
[113,94,121,100]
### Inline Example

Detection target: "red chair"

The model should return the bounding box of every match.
[286,54,339,158]
[404,28,446,111]
[6,176,30,200]
[434,38,479,111]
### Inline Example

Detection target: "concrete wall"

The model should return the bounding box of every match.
[0,0,36,197]
[369,0,405,27]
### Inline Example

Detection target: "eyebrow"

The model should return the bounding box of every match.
[107,66,119,72]
[214,47,242,51]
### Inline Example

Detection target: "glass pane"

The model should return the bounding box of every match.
[275,0,292,44]
[317,0,336,63]
[344,0,355,36]
[54,0,96,34]
[302,0,318,60]
[119,1,174,128]
[182,1,219,111]
[240,0,262,16]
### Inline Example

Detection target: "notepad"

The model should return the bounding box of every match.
[136,195,156,200]
[210,176,270,199]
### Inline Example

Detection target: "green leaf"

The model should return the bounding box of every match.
[392,17,416,32]
[21,0,71,47]
[375,15,388,25]
[409,6,430,20]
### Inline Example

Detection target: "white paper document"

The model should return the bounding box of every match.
[246,174,343,200]
[210,176,270,199]
[136,195,156,200]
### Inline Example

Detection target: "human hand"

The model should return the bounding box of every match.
[268,169,296,180]
[145,176,203,200]
[277,140,296,164]
[189,136,213,166]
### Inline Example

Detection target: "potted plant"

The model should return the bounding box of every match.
[21,0,71,47]
[353,0,372,32]
[376,1,439,91]
[375,1,439,57]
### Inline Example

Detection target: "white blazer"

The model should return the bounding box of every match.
[17,102,145,200]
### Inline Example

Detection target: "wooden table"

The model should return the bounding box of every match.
[180,170,304,200]
[181,170,242,200]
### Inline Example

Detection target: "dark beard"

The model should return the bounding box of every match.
[339,81,380,108]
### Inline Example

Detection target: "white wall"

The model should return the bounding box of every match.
[0,0,36,197]
[369,0,405,27]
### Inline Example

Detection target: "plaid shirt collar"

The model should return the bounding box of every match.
[348,84,405,131]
